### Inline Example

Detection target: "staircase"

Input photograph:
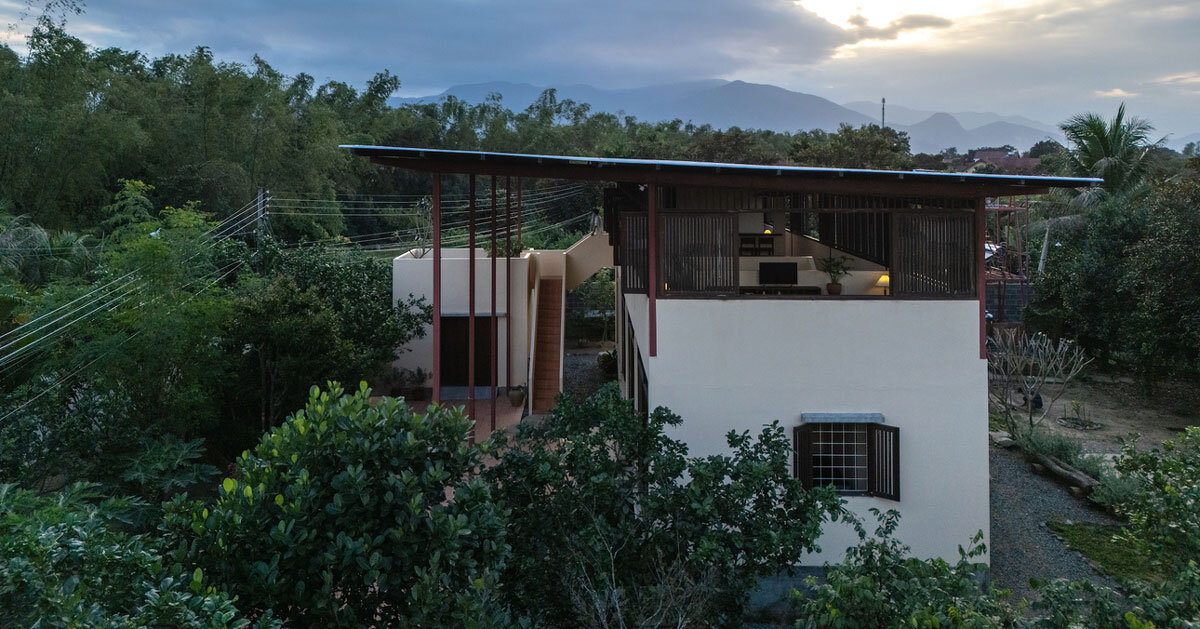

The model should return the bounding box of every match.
[532,277,563,413]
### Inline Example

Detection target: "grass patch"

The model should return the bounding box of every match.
[1047,521,1164,584]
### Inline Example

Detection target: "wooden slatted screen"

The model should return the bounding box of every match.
[816,211,891,266]
[868,424,900,501]
[892,212,975,298]
[659,212,738,297]
[619,213,648,294]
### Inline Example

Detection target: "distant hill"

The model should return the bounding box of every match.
[392,80,1060,153]
[1166,131,1200,151]
[843,101,1059,135]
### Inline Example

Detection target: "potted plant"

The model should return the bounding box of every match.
[507,385,527,407]
[817,254,852,295]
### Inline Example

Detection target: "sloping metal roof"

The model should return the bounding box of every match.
[342,145,1101,191]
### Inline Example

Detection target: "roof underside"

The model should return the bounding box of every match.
[343,145,1101,199]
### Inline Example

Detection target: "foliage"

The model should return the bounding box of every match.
[164,382,512,627]
[790,124,912,170]
[795,510,1015,629]
[569,267,614,342]
[485,384,843,626]
[0,482,270,629]
[227,241,429,433]
[0,375,133,489]
[1060,103,1163,203]
[1112,427,1200,571]
[816,253,852,285]
[114,434,219,503]
[1121,178,1200,381]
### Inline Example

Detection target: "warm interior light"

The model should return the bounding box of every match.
[876,273,890,287]
[763,228,772,234]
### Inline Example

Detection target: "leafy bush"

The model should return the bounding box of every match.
[0,376,133,489]
[794,510,1015,629]
[165,382,512,627]
[486,384,842,626]
[1113,427,1200,568]
[0,483,268,628]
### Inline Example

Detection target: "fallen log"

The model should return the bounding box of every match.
[1034,453,1100,494]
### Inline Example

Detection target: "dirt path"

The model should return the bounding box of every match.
[1015,376,1197,454]
[990,444,1117,604]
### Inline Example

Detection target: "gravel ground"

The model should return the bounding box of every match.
[562,349,613,401]
[990,443,1118,603]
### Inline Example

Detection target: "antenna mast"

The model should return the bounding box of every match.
[881,97,886,128]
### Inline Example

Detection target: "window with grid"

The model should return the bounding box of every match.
[794,421,899,500]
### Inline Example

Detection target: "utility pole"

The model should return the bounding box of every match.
[881,97,886,129]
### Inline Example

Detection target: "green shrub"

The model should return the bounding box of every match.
[486,384,842,626]
[794,510,1015,629]
[165,382,513,627]
[0,483,267,628]
[1113,427,1200,568]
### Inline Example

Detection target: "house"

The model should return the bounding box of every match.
[347,145,1098,565]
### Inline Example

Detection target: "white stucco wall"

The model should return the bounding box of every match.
[393,249,532,388]
[623,294,989,565]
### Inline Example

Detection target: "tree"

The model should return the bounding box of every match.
[790,124,911,170]
[486,385,842,626]
[227,242,429,435]
[1121,179,1200,380]
[1026,139,1066,159]
[1060,103,1163,202]
[165,383,511,627]
[0,482,270,628]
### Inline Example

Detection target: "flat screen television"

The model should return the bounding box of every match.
[759,261,798,285]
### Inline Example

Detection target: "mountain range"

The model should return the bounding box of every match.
[391,79,1071,154]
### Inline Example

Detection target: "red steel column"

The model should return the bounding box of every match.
[977,197,987,359]
[431,173,442,402]
[468,175,477,427]
[647,182,657,357]
[505,176,512,391]
[490,176,498,431]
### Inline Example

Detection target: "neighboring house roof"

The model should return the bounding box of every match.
[343,145,1101,197]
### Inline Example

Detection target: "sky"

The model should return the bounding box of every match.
[3,0,1198,139]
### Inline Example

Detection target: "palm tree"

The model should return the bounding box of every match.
[1060,103,1163,204]
[0,214,98,285]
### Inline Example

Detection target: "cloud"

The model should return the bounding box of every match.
[1094,88,1137,97]
[1155,72,1200,86]
[844,13,953,42]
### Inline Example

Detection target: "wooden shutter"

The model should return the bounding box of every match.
[868,424,900,501]
[793,424,814,489]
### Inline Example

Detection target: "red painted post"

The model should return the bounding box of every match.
[647,182,657,357]
[468,175,477,428]
[431,173,442,402]
[505,176,512,392]
[977,197,987,359]
[490,176,498,431]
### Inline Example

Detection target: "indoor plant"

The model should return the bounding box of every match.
[817,254,852,295]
